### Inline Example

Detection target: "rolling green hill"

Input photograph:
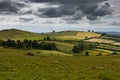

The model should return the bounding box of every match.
[44,30,79,36]
[0,29,44,40]
[44,31,101,40]
[0,29,120,79]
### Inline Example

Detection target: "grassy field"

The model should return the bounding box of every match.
[98,44,120,52]
[59,32,101,40]
[0,29,44,40]
[86,38,120,46]
[81,50,110,56]
[0,29,120,80]
[0,47,120,80]
[76,32,101,39]
[44,31,78,36]
[100,35,120,42]
[86,38,114,44]
[43,41,74,53]
[44,31,101,40]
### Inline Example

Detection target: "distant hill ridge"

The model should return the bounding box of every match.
[0,28,40,39]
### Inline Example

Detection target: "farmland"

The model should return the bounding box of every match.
[0,47,120,80]
[0,29,120,80]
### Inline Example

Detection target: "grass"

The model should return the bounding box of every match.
[16,36,45,41]
[86,38,120,46]
[76,32,101,39]
[100,35,120,42]
[0,29,44,40]
[0,47,120,80]
[58,32,101,40]
[0,29,120,80]
[0,47,72,57]
[98,44,120,52]
[81,50,110,56]
[86,38,114,44]
[44,30,78,36]
[43,41,74,53]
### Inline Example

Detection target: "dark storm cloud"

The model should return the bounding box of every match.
[0,0,26,14]
[87,15,97,20]
[38,5,75,18]
[0,0,113,20]
[29,0,108,4]
[30,0,113,20]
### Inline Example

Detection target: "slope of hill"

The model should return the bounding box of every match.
[76,32,101,39]
[59,32,101,40]
[0,29,43,40]
[44,31,101,40]
[44,30,79,36]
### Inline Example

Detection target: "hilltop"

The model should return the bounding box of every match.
[0,29,43,40]
[44,31,101,40]
[0,28,120,46]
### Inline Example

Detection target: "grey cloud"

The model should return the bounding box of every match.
[38,5,75,18]
[29,0,108,4]
[0,0,26,14]
[0,0,113,21]
[87,15,97,20]
[111,21,120,25]
[19,17,33,22]
[32,0,113,20]
[91,2,112,16]
[64,11,84,20]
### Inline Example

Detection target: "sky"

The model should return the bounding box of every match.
[0,0,120,32]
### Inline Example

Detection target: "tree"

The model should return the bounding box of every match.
[72,43,97,53]
[85,36,88,40]
[53,30,55,33]
[92,30,94,32]
[32,40,38,49]
[96,53,102,56]
[16,40,23,49]
[42,43,56,50]
[27,40,32,49]
[46,36,50,40]
[41,32,44,35]
[85,51,89,56]
[88,30,91,32]
[111,52,118,55]
[72,46,79,53]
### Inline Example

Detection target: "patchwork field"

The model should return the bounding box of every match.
[86,38,120,46]
[98,44,120,52]
[0,29,120,80]
[59,32,101,40]
[86,38,114,44]
[76,32,101,39]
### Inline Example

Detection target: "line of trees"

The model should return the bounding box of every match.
[72,43,97,53]
[0,39,56,50]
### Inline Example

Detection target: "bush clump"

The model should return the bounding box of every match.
[96,53,102,56]
[26,52,34,56]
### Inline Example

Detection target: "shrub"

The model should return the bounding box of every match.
[111,52,118,55]
[26,52,34,56]
[85,51,89,56]
[96,53,102,56]
[36,52,41,54]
